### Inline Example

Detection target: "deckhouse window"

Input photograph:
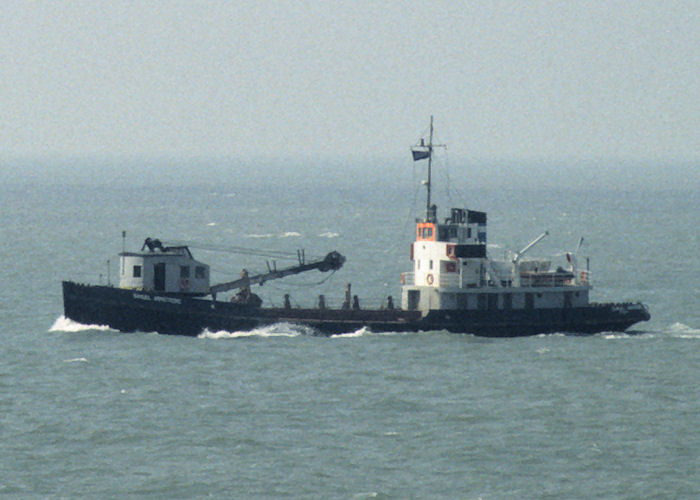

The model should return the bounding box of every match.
[195,266,207,279]
[180,266,190,278]
[133,265,141,278]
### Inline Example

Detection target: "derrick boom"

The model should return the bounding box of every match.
[208,251,345,297]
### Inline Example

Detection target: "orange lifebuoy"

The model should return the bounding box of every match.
[180,278,190,290]
[426,273,434,285]
[400,273,406,285]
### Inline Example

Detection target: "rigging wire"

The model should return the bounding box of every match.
[442,148,466,207]
[164,239,324,262]
[431,128,468,209]
[400,158,422,237]
[385,153,424,267]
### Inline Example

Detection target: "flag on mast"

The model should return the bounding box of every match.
[412,136,431,161]
[411,149,430,161]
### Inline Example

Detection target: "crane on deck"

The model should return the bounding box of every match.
[208,250,345,300]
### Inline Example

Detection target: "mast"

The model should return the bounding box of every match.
[411,116,445,223]
[426,115,434,221]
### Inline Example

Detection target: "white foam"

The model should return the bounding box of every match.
[600,330,658,340]
[49,316,113,333]
[244,230,301,238]
[63,357,88,363]
[329,327,415,338]
[319,231,340,238]
[665,322,700,338]
[206,222,217,226]
[198,323,305,339]
[600,332,634,339]
[330,326,372,338]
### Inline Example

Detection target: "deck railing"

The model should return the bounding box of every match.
[400,272,415,286]
[519,270,592,287]
[401,269,592,288]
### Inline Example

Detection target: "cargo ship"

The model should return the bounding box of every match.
[62,118,650,336]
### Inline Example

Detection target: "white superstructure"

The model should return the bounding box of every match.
[119,238,210,295]
[400,117,591,315]
[399,206,591,314]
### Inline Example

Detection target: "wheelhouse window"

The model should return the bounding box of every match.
[133,265,141,278]
[180,266,190,278]
[417,223,436,241]
[195,266,207,279]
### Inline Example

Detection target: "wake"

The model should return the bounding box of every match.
[198,322,313,339]
[664,322,700,338]
[49,315,114,333]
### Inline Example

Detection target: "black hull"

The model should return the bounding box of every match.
[62,281,650,338]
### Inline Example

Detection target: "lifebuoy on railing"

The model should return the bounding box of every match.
[400,273,406,285]
[426,273,434,285]
[180,278,190,290]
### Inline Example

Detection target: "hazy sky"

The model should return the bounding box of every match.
[2,1,698,163]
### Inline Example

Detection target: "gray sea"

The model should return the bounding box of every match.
[1,162,698,498]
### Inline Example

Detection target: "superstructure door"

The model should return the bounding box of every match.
[407,290,420,311]
[154,263,166,291]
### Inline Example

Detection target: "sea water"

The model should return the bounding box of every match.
[1,166,698,498]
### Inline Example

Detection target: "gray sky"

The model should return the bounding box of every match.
[1,1,698,163]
